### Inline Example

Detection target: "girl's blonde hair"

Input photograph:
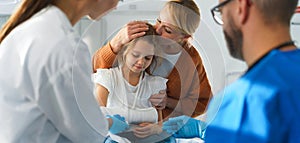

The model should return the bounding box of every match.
[117,23,162,74]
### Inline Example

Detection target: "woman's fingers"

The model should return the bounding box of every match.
[149,90,167,109]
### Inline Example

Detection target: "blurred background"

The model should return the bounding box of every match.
[1,0,299,95]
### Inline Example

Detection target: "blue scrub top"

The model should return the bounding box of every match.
[205,49,300,143]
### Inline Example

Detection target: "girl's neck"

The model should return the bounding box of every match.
[122,66,142,86]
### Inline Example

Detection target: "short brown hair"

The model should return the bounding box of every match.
[252,0,298,25]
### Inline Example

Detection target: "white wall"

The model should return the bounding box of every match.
[0,0,20,28]
[0,0,20,15]
[291,2,300,46]
[193,0,247,93]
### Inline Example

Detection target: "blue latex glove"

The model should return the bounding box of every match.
[162,115,205,138]
[107,114,129,134]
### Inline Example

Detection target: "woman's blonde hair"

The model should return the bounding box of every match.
[0,0,55,43]
[164,0,200,36]
[117,23,162,74]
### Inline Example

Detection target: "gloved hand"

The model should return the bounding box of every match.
[107,114,129,134]
[162,115,205,138]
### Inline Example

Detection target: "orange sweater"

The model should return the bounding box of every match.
[93,43,212,119]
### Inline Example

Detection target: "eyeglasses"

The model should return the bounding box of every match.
[211,0,233,25]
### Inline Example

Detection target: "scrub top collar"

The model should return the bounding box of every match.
[245,41,295,74]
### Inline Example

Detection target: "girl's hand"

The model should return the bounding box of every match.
[133,122,162,138]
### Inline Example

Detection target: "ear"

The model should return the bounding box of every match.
[237,0,251,25]
[183,34,191,39]
[182,34,191,42]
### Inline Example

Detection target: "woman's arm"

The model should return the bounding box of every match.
[165,47,212,118]
[179,59,212,117]
[92,43,117,72]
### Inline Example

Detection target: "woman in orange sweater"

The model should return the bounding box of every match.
[93,0,212,120]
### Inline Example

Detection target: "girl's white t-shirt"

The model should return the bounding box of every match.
[93,66,168,124]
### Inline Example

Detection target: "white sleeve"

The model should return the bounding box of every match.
[150,76,168,94]
[38,40,108,143]
[39,66,107,143]
[93,69,113,94]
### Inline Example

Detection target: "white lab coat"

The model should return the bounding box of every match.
[0,6,108,143]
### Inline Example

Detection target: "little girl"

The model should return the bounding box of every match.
[93,24,168,142]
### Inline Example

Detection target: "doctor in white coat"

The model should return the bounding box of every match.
[0,0,128,142]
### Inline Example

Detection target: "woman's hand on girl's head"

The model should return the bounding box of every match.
[110,21,149,53]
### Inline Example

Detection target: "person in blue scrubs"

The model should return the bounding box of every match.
[163,0,300,142]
